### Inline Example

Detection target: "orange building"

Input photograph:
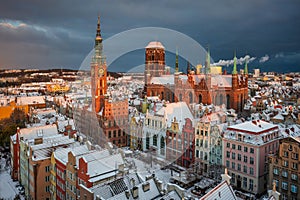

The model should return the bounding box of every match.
[145,45,248,113]
[0,100,28,120]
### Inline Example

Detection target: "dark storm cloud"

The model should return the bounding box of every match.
[0,0,299,71]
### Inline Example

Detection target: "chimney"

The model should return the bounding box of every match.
[132,186,138,199]
[221,168,231,184]
[125,190,130,199]
[142,182,150,192]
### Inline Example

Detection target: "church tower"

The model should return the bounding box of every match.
[91,16,107,113]
[144,41,165,85]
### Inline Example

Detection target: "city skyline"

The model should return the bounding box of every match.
[0,0,300,72]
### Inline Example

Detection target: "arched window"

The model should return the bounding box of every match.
[199,94,202,104]
[240,95,243,112]
[160,136,165,155]
[153,134,157,146]
[189,92,193,104]
[146,133,150,150]
[226,94,230,109]
[219,94,223,105]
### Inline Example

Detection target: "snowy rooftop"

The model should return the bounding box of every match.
[12,124,59,143]
[200,180,237,200]
[228,120,278,134]
[156,102,194,130]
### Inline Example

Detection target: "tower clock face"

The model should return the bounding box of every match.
[98,68,104,76]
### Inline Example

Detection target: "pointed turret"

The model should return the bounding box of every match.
[232,51,237,75]
[205,47,210,74]
[175,49,179,73]
[95,15,102,47]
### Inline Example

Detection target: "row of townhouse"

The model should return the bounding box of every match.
[130,102,229,170]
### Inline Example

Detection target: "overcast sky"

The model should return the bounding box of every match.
[0,0,299,72]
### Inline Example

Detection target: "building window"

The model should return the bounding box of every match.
[282,170,288,178]
[226,151,230,158]
[238,154,241,161]
[45,176,50,182]
[238,145,241,151]
[249,179,253,191]
[227,142,230,148]
[196,150,199,158]
[273,168,279,175]
[153,134,157,146]
[250,157,254,165]
[146,133,150,150]
[243,177,247,188]
[243,165,247,173]
[250,167,254,175]
[282,182,288,190]
[250,147,254,153]
[232,144,236,149]
[231,173,235,183]
[237,164,241,171]
[226,160,230,168]
[291,185,298,193]
[232,152,236,160]
[232,162,235,170]
[45,166,50,172]
[196,139,199,146]
[291,173,298,180]
[283,160,289,167]
[45,186,50,192]
[292,153,298,160]
[244,147,248,152]
[160,136,165,155]
[244,156,248,163]
[292,162,298,170]
[283,151,289,158]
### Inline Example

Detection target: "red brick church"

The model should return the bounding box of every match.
[144,41,248,113]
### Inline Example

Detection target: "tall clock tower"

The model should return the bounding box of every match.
[91,16,107,113]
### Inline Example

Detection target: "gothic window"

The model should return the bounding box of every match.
[219,94,223,105]
[153,134,157,146]
[199,94,202,104]
[160,136,165,155]
[146,133,150,150]
[226,94,230,109]
[179,93,182,101]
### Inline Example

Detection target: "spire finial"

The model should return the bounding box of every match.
[175,48,179,73]
[95,15,102,47]
[232,50,237,75]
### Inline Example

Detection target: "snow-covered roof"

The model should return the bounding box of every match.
[228,120,278,134]
[145,41,165,49]
[156,102,194,130]
[13,124,58,143]
[150,75,174,85]
[200,180,237,200]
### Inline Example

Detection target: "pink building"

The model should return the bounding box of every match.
[223,120,280,196]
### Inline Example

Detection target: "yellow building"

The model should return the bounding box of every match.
[46,84,70,93]
[0,101,28,120]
